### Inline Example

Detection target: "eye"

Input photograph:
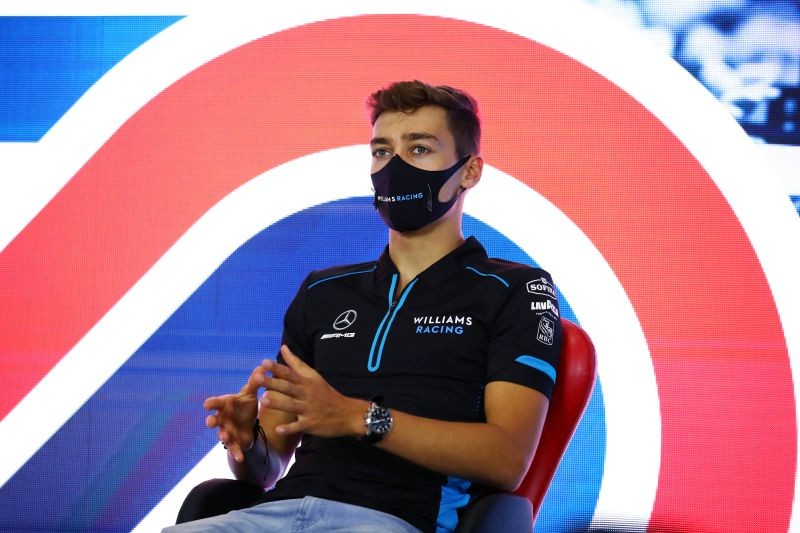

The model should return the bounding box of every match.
[372,147,392,158]
[410,145,431,155]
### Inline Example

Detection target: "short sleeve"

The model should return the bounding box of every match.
[485,270,562,399]
[277,273,314,367]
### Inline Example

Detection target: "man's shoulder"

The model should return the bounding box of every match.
[305,260,378,290]
[468,256,554,290]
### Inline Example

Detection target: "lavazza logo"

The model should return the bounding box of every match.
[531,299,559,317]
[527,277,559,317]
[321,309,357,340]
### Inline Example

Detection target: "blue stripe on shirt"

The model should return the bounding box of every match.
[437,476,472,532]
[515,355,557,384]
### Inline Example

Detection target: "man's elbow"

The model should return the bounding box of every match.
[498,469,527,493]
[489,452,532,492]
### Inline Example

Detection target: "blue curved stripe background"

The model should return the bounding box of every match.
[0,197,604,532]
[0,16,181,141]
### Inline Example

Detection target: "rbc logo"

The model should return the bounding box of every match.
[537,316,555,346]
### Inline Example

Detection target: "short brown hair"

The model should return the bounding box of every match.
[367,80,481,158]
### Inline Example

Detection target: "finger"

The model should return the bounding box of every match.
[218,429,241,456]
[218,428,230,448]
[259,388,291,410]
[280,345,309,371]
[275,419,305,436]
[242,365,268,393]
[227,442,244,463]
[203,396,224,411]
[260,390,306,415]
[218,424,252,454]
[264,376,302,398]
[264,359,302,385]
[206,414,219,429]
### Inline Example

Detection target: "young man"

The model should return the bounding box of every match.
[166,80,562,533]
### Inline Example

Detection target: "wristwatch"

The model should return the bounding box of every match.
[362,398,393,444]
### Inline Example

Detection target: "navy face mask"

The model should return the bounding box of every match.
[371,155,471,232]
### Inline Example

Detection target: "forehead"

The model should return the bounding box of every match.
[371,106,454,144]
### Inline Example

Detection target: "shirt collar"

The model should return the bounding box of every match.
[375,236,487,287]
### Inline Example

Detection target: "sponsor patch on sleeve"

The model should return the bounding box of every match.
[531,299,559,317]
[537,316,555,345]
[526,277,557,300]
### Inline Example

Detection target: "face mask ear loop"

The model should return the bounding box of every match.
[426,184,433,212]
[449,157,471,203]
[451,155,471,199]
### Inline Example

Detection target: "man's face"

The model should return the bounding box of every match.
[369,105,460,175]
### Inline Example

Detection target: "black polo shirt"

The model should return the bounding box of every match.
[257,236,562,532]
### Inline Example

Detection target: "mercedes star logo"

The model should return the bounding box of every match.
[333,309,358,331]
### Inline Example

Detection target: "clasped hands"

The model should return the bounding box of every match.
[203,345,368,463]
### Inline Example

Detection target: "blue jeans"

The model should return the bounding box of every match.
[161,496,422,533]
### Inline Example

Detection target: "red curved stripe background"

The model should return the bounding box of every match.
[0,15,793,532]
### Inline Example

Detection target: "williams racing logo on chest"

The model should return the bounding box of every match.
[413,315,473,335]
[527,277,559,319]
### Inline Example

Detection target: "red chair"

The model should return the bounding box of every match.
[453,318,597,531]
[519,318,597,518]
[177,319,596,531]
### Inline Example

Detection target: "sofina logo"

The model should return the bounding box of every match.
[526,277,556,299]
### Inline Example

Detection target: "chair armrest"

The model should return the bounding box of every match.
[454,493,533,533]
[175,478,265,524]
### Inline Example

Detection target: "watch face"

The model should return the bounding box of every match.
[370,407,392,434]
[367,405,393,435]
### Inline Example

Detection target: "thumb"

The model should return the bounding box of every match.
[242,365,267,394]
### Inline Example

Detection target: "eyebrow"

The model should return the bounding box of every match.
[369,131,442,146]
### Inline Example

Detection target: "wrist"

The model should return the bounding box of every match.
[361,397,394,444]
[351,399,371,439]
[243,418,263,452]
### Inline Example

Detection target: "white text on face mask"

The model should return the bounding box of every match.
[375,192,424,203]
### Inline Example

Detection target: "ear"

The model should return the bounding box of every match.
[460,155,483,191]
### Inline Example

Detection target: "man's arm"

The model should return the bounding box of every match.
[263,345,549,492]
[204,272,315,487]
[204,363,302,488]
[377,381,547,491]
